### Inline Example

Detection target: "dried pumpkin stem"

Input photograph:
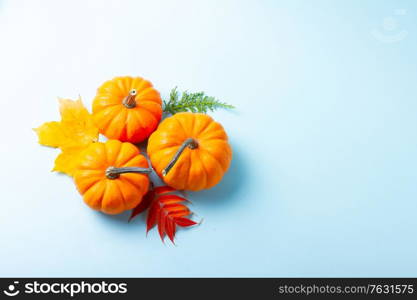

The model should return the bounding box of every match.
[162,138,198,176]
[106,166,152,179]
[122,89,137,108]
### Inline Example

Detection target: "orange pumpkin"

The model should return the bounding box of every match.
[147,112,232,191]
[92,76,162,143]
[74,139,151,214]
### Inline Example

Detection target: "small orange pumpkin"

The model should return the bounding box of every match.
[74,139,151,214]
[92,76,162,143]
[147,112,232,191]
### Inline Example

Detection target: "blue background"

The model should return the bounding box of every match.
[0,0,416,276]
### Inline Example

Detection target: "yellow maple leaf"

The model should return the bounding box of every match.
[34,97,98,176]
[53,146,88,176]
[34,121,67,148]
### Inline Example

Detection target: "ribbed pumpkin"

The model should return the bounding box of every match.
[147,112,232,191]
[92,76,162,143]
[74,140,151,214]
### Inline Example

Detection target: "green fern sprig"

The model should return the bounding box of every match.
[163,87,234,115]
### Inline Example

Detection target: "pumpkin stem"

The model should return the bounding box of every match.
[122,89,137,108]
[106,166,152,179]
[162,138,198,176]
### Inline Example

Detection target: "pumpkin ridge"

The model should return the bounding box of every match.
[165,150,192,189]
[137,97,162,105]
[151,127,186,143]
[192,150,208,190]
[137,86,156,98]
[193,116,213,137]
[76,155,106,170]
[101,144,109,166]
[104,83,121,97]
[135,104,160,121]
[138,99,163,108]
[129,109,145,132]
[112,178,127,211]
[150,143,182,154]
[124,110,142,142]
[198,137,228,144]
[172,115,189,138]
[104,140,122,166]
[202,142,231,172]
[159,137,197,177]
[94,106,122,131]
[131,77,144,89]
[196,120,220,137]
[94,142,107,167]
[75,171,104,193]
[83,176,104,194]
[121,154,148,169]
[93,102,120,113]
[199,148,225,173]
[149,147,178,173]
[189,112,196,136]
[136,107,158,129]
[117,77,131,95]
[84,180,106,211]
[97,80,114,93]
[84,179,104,196]
[121,174,147,193]
[116,177,142,210]
[118,115,128,141]
[105,108,128,139]
[133,78,151,92]
[93,95,122,110]
[174,113,194,137]
[114,142,140,166]
[100,180,113,213]
[184,149,193,189]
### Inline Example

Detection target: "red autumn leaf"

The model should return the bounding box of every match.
[154,185,187,198]
[159,194,187,205]
[146,195,159,231]
[128,189,155,222]
[153,185,176,195]
[146,186,197,243]
[174,217,197,227]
